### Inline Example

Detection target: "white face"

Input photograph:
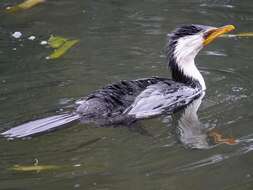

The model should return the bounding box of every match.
[168,24,234,91]
[173,28,216,64]
[172,28,216,91]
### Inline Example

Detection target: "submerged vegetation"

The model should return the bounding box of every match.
[5,0,45,13]
[10,164,61,172]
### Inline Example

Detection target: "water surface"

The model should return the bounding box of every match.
[0,0,253,189]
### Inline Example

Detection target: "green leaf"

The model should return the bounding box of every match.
[48,35,68,49]
[48,39,79,59]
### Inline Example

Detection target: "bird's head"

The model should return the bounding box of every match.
[166,24,235,89]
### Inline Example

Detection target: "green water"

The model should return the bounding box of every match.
[1,0,253,189]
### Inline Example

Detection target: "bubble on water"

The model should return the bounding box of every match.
[232,86,243,92]
[28,36,36,40]
[12,31,22,39]
[74,184,80,188]
[40,41,48,45]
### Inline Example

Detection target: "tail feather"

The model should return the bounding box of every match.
[1,113,80,138]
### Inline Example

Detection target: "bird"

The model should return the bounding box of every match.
[1,24,235,138]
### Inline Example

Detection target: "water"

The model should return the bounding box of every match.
[1,0,253,189]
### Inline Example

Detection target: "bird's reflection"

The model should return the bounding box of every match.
[170,93,236,149]
[79,92,237,149]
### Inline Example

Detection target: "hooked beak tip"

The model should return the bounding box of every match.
[203,25,235,46]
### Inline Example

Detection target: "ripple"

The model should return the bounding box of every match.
[203,50,227,57]
[200,3,235,9]
[176,138,253,171]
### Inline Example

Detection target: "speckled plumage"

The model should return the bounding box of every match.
[76,77,201,120]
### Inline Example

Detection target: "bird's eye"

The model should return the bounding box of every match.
[203,29,216,39]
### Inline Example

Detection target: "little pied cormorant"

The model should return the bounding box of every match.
[2,24,235,138]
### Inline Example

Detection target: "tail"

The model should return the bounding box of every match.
[1,113,80,138]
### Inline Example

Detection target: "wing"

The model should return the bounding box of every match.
[125,82,202,119]
[74,77,172,117]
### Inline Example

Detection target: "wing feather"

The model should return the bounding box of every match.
[125,82,202,118]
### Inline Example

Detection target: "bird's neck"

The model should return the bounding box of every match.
[168,52,206,90]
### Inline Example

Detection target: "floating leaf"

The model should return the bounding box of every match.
[48,39,79,59]
[221,32,253,38]
[48,35,68,49]
[6,0,45,13]
[47,35,79,59]
[10,164,61,172]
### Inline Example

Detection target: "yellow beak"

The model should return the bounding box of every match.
[203,25,235,46]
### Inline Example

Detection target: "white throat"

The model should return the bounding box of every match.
[174,34,206,90]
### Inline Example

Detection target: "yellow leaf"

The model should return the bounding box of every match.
[10,164,61,172]
[48,35,68,49]
[48,39,79,59]
[6,0,45,13]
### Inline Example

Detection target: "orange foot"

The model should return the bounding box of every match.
[208,129,237,145]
